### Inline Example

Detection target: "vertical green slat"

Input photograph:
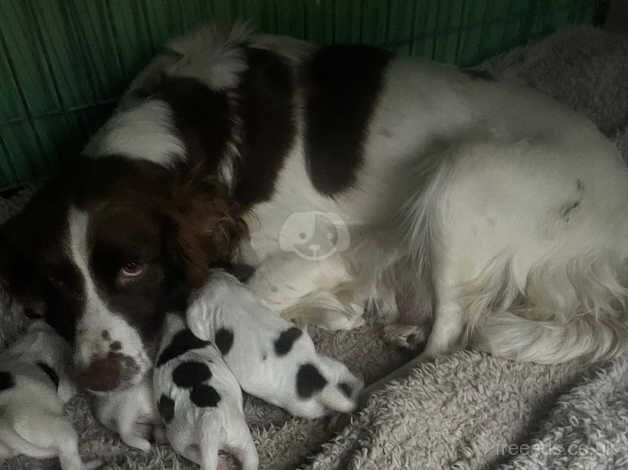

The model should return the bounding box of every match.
[210,0,235,26]
[0,136,18,184]
[33,1,95,108]
[408,0,438,59]
[1,124,42,182]
[275,0,307,39]
[385,0,417,55]
[304,0,334,44]
[0,3,49,178]
[142,0,181,47]
[179,0,206,32]
[107,0,156,80]
[361,0,390,46]
[0,0,60,116]
[0,44,24,124]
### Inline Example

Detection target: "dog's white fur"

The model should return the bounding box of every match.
[108,25,628,376]
[186,271,363,419]
[69,208,152,390]
[83,100,185,168]
[154,314,258,470]
[91,376,157,452]
[0,321,100,470]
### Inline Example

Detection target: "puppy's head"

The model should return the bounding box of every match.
[0,156,245,393]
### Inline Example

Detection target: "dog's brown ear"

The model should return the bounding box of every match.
[166,179,247,288]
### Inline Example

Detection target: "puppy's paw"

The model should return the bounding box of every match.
[58,379,78,404]
[186,301,212,341]
[121,430,152,452]
[288,357,363,418]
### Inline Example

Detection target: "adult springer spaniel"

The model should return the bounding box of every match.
[1,25,627,394]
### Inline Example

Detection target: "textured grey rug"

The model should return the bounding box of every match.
[2,26,628,470]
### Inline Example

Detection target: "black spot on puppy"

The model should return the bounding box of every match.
[274,327,302,356]
[36,362,60,389]
[214,328,234,355]
[157,394,175,424]
[338,382,353,399]
[190,384,221,408]
[172,361,212,389]
[157,329,210,366]
[296,363,328,399]
[0,371,15,391]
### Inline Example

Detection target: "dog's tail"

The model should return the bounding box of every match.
[473,311,627,364]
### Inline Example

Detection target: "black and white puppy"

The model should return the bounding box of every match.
[154,313,258,470]
[186,270,363,419]
[91,375,158,452]
[0,321,100,470]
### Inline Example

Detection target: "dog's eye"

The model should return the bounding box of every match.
[118,262,147,283]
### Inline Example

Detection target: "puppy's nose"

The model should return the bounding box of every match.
[309,243,321,253]
[75,355,122,392]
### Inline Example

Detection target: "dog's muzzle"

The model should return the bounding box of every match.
[75,352,141,392]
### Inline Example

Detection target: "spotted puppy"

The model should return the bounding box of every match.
[154,313,258,470]
[0,321,100,470]
[187,270,363,419]
[91,375,158,452]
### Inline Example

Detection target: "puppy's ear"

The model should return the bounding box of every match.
[166,179,247,288]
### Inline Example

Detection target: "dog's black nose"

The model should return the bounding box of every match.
[75,354,122,392]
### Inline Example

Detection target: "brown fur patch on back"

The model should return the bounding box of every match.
[166,172,247,288]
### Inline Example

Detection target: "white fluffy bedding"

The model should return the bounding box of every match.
[1,26,628,470]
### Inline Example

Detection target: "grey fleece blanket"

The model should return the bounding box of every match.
[2,26,628,470]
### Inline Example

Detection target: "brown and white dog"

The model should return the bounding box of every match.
[1,24,628,397]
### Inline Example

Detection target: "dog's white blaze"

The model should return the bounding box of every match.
[83,99,184,167]
[68,209,150,379]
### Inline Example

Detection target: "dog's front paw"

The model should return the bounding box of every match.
[381,323,427,352]
[287,356,363,419]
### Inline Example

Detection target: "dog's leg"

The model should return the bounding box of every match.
[420,281,464,359]
[360,266,464,404]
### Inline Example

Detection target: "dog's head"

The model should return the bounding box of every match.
[0,156,245,392]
